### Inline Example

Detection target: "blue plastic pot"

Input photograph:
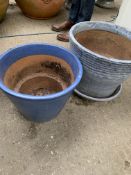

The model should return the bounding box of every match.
[0,43,83,122]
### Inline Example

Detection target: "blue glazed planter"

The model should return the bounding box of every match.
[0,44,83,122]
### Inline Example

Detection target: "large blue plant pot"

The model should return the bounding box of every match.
[0,44,83,122]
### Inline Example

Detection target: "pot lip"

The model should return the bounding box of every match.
[0,43,83,100]
[69,21,131,64]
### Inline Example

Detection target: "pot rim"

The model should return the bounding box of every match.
[0,43,83,100]
[69,21,131,64]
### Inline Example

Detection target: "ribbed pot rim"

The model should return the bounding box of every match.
[82,62,131,74]
[83,68,128,79]
[69,21,131,64]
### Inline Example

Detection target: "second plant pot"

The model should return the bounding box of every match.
[69,21,131,98]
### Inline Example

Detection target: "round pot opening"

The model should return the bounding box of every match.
[75,29,131,60]
[4,55,74,96]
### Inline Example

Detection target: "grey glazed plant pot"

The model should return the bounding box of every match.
[69,21,131,98]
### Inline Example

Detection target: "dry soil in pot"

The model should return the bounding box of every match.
[75,30,131,60]
[4,55,74,96]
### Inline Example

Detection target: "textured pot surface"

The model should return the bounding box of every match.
[0,44,82,122]
[0,0,9,22]
[15,0,64,19]
[69,21,131,98]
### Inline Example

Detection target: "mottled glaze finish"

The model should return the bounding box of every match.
[15,0,64,19]
[0,0,9,22]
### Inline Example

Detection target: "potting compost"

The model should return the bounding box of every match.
[75,29,131,60]
[4,55,74,96]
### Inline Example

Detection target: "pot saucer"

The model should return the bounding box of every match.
[74,84,122,102]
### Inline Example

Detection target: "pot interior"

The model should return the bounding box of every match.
[4,55,74,96]
[75,29,131,60]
